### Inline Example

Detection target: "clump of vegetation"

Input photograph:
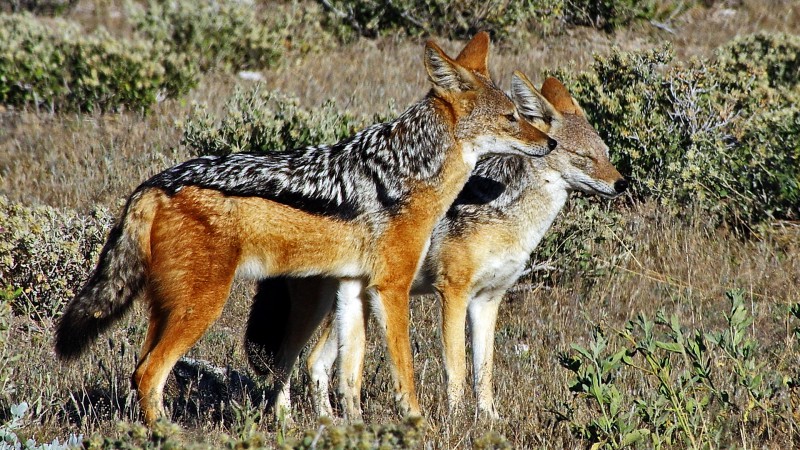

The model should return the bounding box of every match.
[317,0,708,39]
[317,0,547,39]
[81,420,183,449]
[0,13,197,112]
[563,0,663,31]
[555,33,800,227]
[0,403,82,449]
[556,290,799,449]
[0,0,77,15]
[0,288,19,406]
[278,416,425,449]
[0,195,113,319]
[182,85,369,156]
[129,0,284,72]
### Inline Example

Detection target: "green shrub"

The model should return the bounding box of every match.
[556,290,798,449]
[278,416,425,449]
[182,85,369,156]
[129,0,283,72]
[0,13,197,112]
[317,0,706,39]
[716,31,800,89]
[317,0,553,39]
[0,195,113,319]
[554,34,800,226]
[563,0,658,31]
[1,0,77,15]
[0,289,19,405]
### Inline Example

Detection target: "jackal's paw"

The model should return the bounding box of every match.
[477,405,501,421]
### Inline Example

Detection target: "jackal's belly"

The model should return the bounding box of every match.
[234,196,373,279]
[155,187,374,280]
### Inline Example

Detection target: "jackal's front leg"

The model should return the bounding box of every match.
[368,284,421,417]
[439,284,471,414]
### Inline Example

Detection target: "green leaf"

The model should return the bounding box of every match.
[655,340,683,353]
[620,429,650,447]
[572,343,594,361]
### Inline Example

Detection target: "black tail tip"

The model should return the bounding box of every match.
[53,308,100,362]
[54,325,89,362]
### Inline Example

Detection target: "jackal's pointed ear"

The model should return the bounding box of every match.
[511,71,562,126]
[540,77,585,116]
[424,40,478,93]
[455,31,491,77]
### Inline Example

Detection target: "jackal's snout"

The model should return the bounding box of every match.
[518,118,557,157]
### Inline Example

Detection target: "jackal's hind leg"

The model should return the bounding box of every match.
[270,277,339,420]
[132,270,234,425]
[334,278,368,421]
[307,318,338,417]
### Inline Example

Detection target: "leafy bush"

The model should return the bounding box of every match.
[129,0,283,72]
[564,0,659,31]
[555,33,800,226]
[317,0,550,39]
[279,416,425,449]
[1,0,77,15]
[0,289,19,405]
[556,290,799,449]
[0,403,82,449]
[182,85,369,156]
[0,195,113,319]
[317,0,706,39]
[0,13,197,112]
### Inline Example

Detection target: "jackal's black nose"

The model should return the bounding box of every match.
[547,138,557,151]
[614,178,629,193]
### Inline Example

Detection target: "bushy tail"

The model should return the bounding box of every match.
[55,193,151,360]
[244,277,292,374]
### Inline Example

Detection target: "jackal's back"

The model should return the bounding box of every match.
[142,101,452,221]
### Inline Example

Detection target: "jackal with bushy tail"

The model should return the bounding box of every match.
[54,32,555,425]
[244,73,627,420]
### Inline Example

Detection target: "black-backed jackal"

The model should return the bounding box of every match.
[244,73,628,420]
[53,33,556,425]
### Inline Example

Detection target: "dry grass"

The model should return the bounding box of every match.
[2,0,799,448]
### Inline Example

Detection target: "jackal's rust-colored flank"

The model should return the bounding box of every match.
[54,32,555,425]
[244,73,628,419]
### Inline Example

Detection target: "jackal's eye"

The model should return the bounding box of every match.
[505,113,517,123]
